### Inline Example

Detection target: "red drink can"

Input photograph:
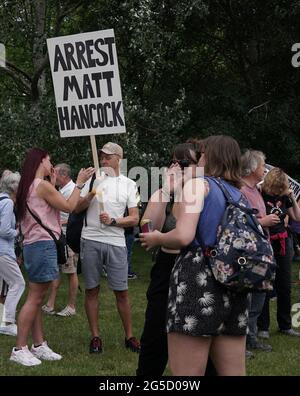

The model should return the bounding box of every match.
[140,219,153,233]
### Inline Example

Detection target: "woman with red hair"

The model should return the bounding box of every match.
[10,148,93,366]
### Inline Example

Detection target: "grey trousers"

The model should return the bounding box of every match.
[0,255,25,323]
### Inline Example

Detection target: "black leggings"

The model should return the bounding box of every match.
[258,238,292,331]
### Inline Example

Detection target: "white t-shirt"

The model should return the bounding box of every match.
[81,174,138,247]
[59,180,76,226]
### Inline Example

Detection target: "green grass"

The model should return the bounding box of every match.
[1,244,300,375]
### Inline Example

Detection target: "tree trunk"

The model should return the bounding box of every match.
[30,0,47,116]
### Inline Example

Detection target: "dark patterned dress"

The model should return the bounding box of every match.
[166,178,249,337]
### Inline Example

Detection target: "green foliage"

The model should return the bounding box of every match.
[1,0,300,178]
[1,244,300,375]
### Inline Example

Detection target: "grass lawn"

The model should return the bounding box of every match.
[1,243,300,376]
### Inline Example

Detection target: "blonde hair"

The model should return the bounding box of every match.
[262,167,289,196]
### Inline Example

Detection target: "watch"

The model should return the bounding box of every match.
[75,183,85,190]
[110,218,117,226]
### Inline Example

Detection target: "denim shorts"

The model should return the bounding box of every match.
[23,240,59,283]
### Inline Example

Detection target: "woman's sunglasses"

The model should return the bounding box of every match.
[168,159,196,170]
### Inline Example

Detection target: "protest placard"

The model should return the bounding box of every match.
[47,29,126,138]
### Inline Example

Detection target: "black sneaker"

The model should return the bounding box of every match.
[128,272,137,280]
[247,342,272,352]
[89,337,103,353]
[125,337,140,353]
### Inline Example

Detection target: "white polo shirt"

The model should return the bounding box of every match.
[81,174,138,247]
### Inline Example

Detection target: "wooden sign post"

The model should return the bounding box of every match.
[90,135,100,176]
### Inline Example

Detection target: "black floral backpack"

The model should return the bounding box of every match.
[207,179,276,293]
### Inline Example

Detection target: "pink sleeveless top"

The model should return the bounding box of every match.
[21,178,61,245]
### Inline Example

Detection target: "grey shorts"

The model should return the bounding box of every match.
[80,238,128,291]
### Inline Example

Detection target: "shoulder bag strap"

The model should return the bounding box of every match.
[0,196,9,202]
[26,204,58,242]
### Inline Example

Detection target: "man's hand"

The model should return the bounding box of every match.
[99,211,112,225]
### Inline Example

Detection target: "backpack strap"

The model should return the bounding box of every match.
[0,196,9,202]
[84,172,96,227]
[209,178,267,237]
[209,178,256,215]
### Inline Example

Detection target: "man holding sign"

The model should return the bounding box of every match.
[76,142,140,354]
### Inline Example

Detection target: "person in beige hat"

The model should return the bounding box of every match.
[100,142,123,158]
[75,142,141,354]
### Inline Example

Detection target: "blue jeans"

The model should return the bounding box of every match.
[247,292,266,344]
[125,233,135,274]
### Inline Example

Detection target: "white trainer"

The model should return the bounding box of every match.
[10,346,42,366]
[56,306,76,317]
[0,323,18,336]
[41,304,56,315]
[31,341,62,361]
[0,303,4,324]
[257,330,270,339]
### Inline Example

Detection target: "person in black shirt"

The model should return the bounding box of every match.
[258,168,300,338]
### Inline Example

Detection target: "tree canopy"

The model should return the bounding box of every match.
[1,0,300,178]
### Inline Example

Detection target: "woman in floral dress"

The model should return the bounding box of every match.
[140,135,249,376]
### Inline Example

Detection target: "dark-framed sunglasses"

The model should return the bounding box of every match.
[168,159,195,170]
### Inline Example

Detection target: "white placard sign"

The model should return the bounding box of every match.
[47,29,126,137]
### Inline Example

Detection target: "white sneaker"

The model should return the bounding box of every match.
[31,341,62,361]
[257,330,270,339]
[0,323,17,336]
[56,306,76,317]
[0,303,4,324]
[41,305,56,315]
[10,346,42,366]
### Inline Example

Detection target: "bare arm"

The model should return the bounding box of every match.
[37,167,94,213]
[259,214,280,228]
[140,178,205,250]
[37,180,81,212]
[99,207,139,227]
[142,163,184,231]
[288,195,300,221]
[74,192,95,213]
[142,189,169,231]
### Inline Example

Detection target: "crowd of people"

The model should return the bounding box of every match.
[1,136,300,374]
